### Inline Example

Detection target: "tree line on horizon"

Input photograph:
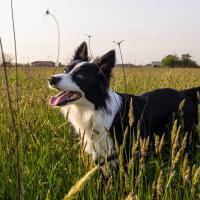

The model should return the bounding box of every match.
[1,53,199,68]
[160,53,199,68]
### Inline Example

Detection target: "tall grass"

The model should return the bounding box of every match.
[0,67,200,199]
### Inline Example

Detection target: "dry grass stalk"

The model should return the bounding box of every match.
[172,148,182,170]
[122,127,129,150]
[105,176,113,193]
[156,170,163,200]
[155,135,160,155]
[165,171,175,191]
[124,172,131,192]
[131,141,138,160]
[158,134,165,156]
[119,127,129,169]
[172,131,187,170]
[136,122,141,143]
[0,37,21,200]
[191,166,200,195]
[113,129,119,154]
[182,154,189,177]
[171,126,181,162]
[171,120,178,145]
[181,132,188,151]
[63,165,99,200]
[119,127,129,189]
[129,98,134,127]
[182,154,190,190]
[178,99,185,113]
[125,192,137,200]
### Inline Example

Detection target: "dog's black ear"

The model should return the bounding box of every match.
[73,42,89,61]
[95,50,115,81]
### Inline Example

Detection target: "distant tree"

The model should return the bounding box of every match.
[161,54,180,67]
[180,54,198,67]
[161,53,199,68]
[181,53,191,60]
[0,53,13,66]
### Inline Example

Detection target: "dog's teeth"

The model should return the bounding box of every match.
[71,93,77,99]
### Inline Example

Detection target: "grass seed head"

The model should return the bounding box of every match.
[158,133,165,157]
[155,135,160,155]
[171,120,177,145]
[113,130,119,154]
[172,148,182,170]
[64,165,99,200]
[171,126,181,161]
[125,192,137,200]
[178,99,185,113]
[156,170,163,200]
[128,98,134,127]
[191,167,200,195]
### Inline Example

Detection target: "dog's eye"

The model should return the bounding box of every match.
[75,73,85,80]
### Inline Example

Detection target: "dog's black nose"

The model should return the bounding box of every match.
[48,76,61,85]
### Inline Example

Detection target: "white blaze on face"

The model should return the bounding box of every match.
[51,73,80,92]
[51,61,87,92]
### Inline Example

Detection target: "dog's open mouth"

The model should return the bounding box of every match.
[49,91,82,106]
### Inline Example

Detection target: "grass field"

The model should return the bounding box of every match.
[0,67,200,200]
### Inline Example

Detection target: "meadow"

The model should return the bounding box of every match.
[0,67,200,200]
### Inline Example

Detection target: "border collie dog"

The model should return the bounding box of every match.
[49,42,200,167]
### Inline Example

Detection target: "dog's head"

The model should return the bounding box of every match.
[49,42,116,110]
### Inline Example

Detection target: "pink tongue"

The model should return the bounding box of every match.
[49,92,69,106]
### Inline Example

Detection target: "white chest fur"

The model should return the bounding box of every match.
[61,91,122,162]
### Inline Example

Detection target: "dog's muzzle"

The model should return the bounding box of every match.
[48,76,61,86]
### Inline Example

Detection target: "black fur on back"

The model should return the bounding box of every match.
[109,87,200,161]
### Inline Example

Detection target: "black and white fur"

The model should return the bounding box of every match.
[49,42,200,167]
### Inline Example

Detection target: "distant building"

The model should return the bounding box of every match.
[152,61,161,67]
[144,64,153,67]
[31,61,55,67]
[116,63,136,67]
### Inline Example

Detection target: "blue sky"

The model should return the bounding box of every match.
[0,0,200,64]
